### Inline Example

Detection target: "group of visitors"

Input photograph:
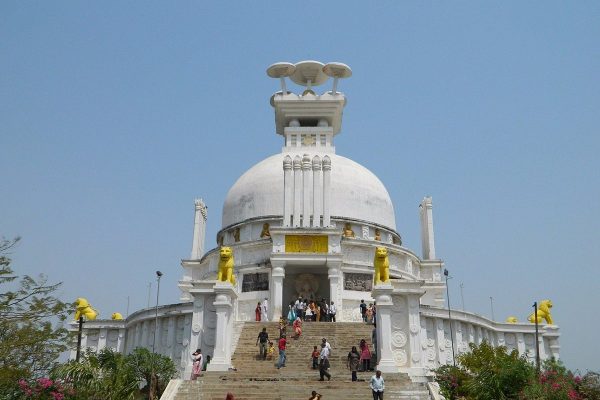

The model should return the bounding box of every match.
[359,299,376,323]
[254,298,269,321]
[346,336,375,381]
[291,297,337,322]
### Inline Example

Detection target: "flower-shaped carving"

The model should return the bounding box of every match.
[391,331,407,348]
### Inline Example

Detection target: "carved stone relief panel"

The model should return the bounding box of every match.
[242,272,269,292]
[344,273,373,292]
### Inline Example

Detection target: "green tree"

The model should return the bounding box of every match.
[127,347,177,400]
[54,347,177,400]
[0,237,71,396]
[52,348,139,400]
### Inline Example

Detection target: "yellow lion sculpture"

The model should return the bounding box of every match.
[111,312,124,320]
[528,300,554,324]
[74,297,97,321]
[373,246,390,285]
[216,246,236,285]
[506,316,518,324]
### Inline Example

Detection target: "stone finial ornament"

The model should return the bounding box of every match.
[216,246,236,285]
[343,223,355,238]
[528,300,554,324]
[111,312,124,320]
[74,297,98,321]
[373,246,390,285]
[505,316,518,324]
[260,223,271,238]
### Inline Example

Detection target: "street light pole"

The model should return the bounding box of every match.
[533,302,540,375]
[152,271,163,353]
[444,269,456,366]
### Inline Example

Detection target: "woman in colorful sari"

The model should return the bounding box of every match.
[293,317,303,338]
[287,303,296,325]
[190,349,203,380]
[255,302,261,321]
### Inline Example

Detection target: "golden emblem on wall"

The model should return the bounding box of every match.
[285,235,328,253]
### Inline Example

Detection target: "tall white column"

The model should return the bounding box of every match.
[322,155,331,227]
[270,261,285,321]
[191,199,208,259]
[283,156,293,227]
[372,285,397,373]
[419,197,436,260]
[293,156,302,227]
[312,155,322,227]
[327,259,342,318]
[302,154,312,227]
[207,284,237,371]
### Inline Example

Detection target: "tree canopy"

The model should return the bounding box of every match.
[0,237,71,395]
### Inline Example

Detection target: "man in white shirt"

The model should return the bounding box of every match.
[329,301,337,322]
[369,370,385,400]
[261,298,269,322]
[318,343,331,381]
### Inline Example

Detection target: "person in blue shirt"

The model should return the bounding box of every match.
[369,370,385,400]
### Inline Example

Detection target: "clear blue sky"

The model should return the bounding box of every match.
[1,2,598,371]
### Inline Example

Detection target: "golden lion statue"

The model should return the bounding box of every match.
[528,300,554,324]
[111,312,124,320]
[74,297,97,321]
[216,246,236,285]
[505,316,518,324]
[373,246,390,285]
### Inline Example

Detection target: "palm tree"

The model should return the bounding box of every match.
[53,348,138,400]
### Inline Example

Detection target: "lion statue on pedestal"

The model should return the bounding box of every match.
[528,299,554,324]
[74,297,97,321]
[373,246,390,285]
[216,246,236,285]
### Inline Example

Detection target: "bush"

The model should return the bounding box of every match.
[434,341,536,400]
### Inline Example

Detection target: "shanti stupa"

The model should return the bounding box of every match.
[71,61,560,384]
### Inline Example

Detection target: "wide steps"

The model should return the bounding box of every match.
[167,322,430,400]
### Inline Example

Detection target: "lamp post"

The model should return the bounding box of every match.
[444,268,456,366]
[152,271,163,353]
[75,316,84,362]
[533,302,541,374]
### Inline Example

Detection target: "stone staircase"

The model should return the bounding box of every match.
[163,322,431,400]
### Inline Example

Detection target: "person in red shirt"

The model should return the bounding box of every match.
[311,345,320,369]
[277,334,287,369]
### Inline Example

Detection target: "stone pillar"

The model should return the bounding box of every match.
[312,155,322,227]
[293,156,302,227]
[166,316,176,360]
[270,261,286,321]
[372,284,397,373]
[207,284,237,371]
[302,154,312,227]
[543,325,560,360]
[322,155,331,227]
[283,156,293,227]
[191,199,208,259]
[183,295,205,377]
[327,259,342,318]
[97,328,107,351]
[419,197,436,260]
[116,328,126,353]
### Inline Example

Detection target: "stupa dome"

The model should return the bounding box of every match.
[222,153,396,230]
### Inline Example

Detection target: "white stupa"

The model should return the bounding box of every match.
[71,61,560,382]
